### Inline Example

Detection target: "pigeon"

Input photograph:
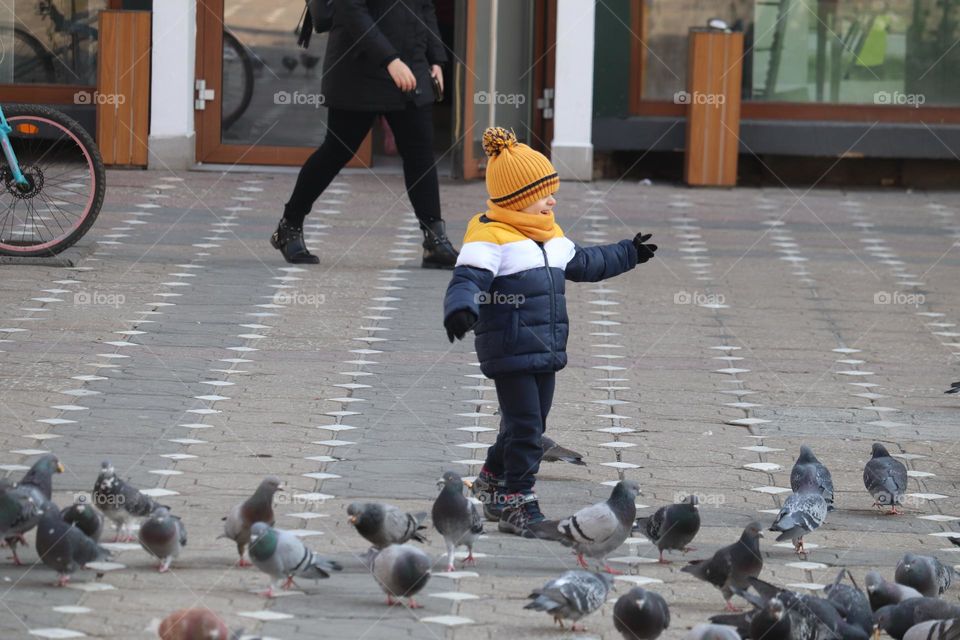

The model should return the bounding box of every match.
[367,543,431,608]
[903,619,960,640]
[635,494,701,563]
[681,522,764,612]
[711,595,791,640]
[60,497,103,542]
[557,480,641,573]
[824,569,873,638]
[791,445,835,511]
[684,623,742,640]
[731,577,869,640]
[248,522,341,598]
[281,55,298,74]
[863,442,908,514]
[896,553,955,597]
[945,382,960,395]
[138,506,187,573]
[93,460,164,541]
[874,598,960,640]
[346,502,428,549]
[524,570,613,632]
[541,435,586,465]
[613,586,671,640]
[432,471,483,571]
[158,608,239,640]
[0,454,64,564]
[770,463,829,557]
[219,475,283,567]
[866,571,924,611]
[35,501,111,586]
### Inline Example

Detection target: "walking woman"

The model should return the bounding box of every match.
[271,0,459,268]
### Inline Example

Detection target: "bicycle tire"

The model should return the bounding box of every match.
[0,104,106,257]
[10,28,58,83]
[222,29,255,130]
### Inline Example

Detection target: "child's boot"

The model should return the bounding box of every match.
[471,468,506,522]
[498,492,556,539]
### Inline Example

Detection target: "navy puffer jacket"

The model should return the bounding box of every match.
[443,213,638,378]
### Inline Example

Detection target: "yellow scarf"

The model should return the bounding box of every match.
[485,200,563,243]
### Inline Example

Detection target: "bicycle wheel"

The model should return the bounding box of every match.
[0,104,106,256]
[222,29,254,130]
[1,28,58,83]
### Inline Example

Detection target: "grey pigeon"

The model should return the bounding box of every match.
[867,571,924,611]
[432,471,483,571]
[863,443,908,514]
[710,595,790,640]
[945,382,960,395]
[93,460,164,541]
[722,577,869,640]
[896,553,955,597]
[681,522,764,611]
[368,543,431,608]
[219,475,283,566]
[346,502,427,548]
[875,598,960,640]
[791,445,835,511]
[557,480,641,573]
[903,619,960,640]
[824,569,873,638]
[685,624,742,640]
[770,464,829,557]
[35,501,111,586]
[61,496,103,542]
[0,454,64,564]
[138,506,187,572]
[524,570,613,631]
[613,586,671,640]
[541,435,586,466]
[635,494,701,563]
[248,521,341,598]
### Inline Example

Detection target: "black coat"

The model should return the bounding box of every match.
[322,0,447,112]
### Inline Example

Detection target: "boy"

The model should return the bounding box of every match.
[443,127,657,538]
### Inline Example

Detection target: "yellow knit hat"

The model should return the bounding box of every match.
[482,127,558,211]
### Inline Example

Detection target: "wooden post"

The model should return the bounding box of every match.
[683,29,743,187]
[97,11,151,167]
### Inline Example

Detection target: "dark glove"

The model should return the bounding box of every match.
[633,232,658,264]
[445,309,478,343]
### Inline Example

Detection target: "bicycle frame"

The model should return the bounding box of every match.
[0,105,29,187]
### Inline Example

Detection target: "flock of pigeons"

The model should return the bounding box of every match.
[0,438,957,639]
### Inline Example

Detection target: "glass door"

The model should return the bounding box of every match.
[196,0,370,166]
[458,0,552,179]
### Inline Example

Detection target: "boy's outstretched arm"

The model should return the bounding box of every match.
[443,265,494,342]
[564,232,657,282]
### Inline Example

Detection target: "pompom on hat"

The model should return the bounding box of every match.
[481,127,558,211]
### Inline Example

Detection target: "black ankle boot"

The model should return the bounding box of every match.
[271,218,319,264]
[421,220,458,269]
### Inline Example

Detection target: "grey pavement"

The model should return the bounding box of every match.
[0,168,959,639]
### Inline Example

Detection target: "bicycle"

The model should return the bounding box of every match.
[0,103,106,256]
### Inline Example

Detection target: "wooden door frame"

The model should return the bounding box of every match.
[194,0,371,166]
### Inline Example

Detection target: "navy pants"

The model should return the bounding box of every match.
[483,372,556,494]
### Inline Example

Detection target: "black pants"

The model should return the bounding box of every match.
[483,372,556,494]
[283,103,441,228]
